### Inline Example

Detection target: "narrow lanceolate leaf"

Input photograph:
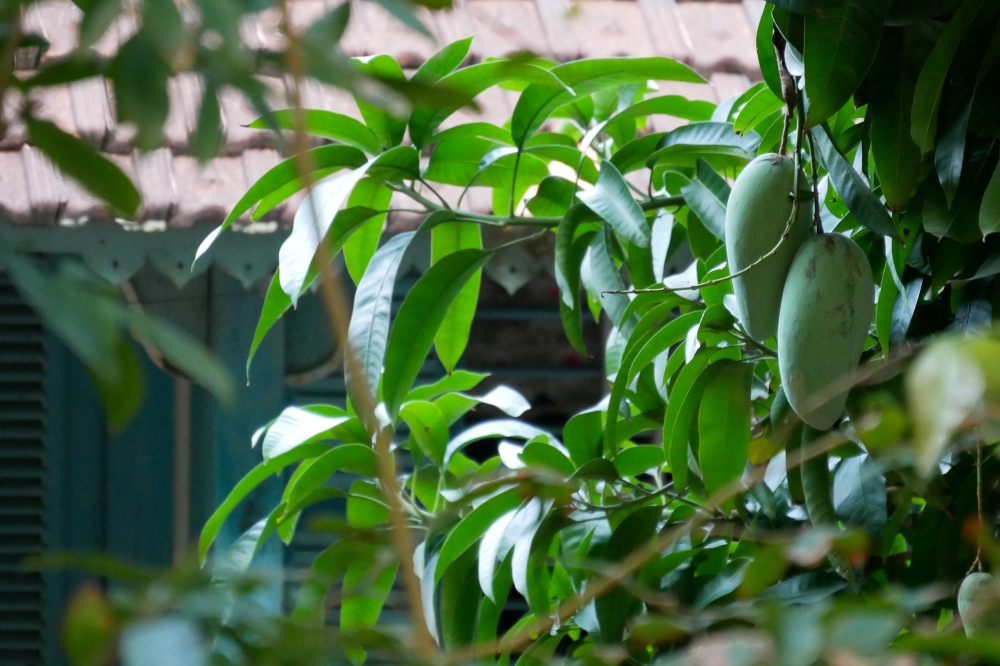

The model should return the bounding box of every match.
[803,0,892,126]
[833,454,887,553]
[680,180,726,240]
[511,57,705,148]
[698,361,752,496]
[26,117,141,217]
[758,4,783,98]
[435,487,524,583]
[595,506,661,643]
[247,207,387,377]
[663,350,713,492]
[249,109,381,154]
[353,54,407,149]
[412,36,473,84]
[911,0,985,153]
[260,406,349,460]
[382,249,493,420]
[279,163,373,303]
[555,205,600,309]
[935,101,972,208]
[346,232,415,412]
[343,177,393,285]
[869,26,931,210]
[198,443,329,564]
[588,228,635,337]
[981,161,1000,235]
[195,145,367,261]
[408,61,569,148]
[432,222,483,373]
[578,162,650,248]
[399,401,449,464]
[812,127,900,241]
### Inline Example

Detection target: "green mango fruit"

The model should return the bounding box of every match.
[959,572,1000,638]
[778,233,874,430]
[725,153,813,342]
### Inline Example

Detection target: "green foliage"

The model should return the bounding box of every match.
[22,0,1000,663]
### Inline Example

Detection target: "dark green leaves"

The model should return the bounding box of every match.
[803,0,892,127]
[911,0,985,153]
[382,248,493,420]
[869,26,931,209]
[680,159,730,240]
[26,118,141,217]
[698,361,752,496]
[432,222,483,373]
[595,506,661,642]
[346,232,415,411]
[249,110,381,155]
[511,57,705,149]
[579,162,650,248]
[812,126,900,240]
[980,161,1000,234]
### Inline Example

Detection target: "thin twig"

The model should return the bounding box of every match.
[273,1,435,656]
[806,129,823,234]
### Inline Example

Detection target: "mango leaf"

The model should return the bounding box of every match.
[680,178,726,241]
[511,57,704,148]
[293,541,361,620]
[435,487,525,583]
[606,309,702,449]
[478,510,518,600]
[563,410,603,467]
[354,55,408,149]
[382,249,493,420]
[935,101,973,208]
[911,0,985,153]
[440,547,481,649]
[812,127,900,241]
[26,117,141,217]
[445,420,559,466]
[341,553,397,651]
[615,445,665,477]
[247,207,385,377]
[282,444,376,509]
[578,162,650,248]
[869,25,931,209]
[758,4,783,98]
[279,163,374,303]
[647,122,760,170]
[409,61,570,148]
[735,87,784,135]
[693,558,752,609]
[595,506,661,642]
[400,400,450,464]
[198,443,328,564]
[258,405,350,460]
[196,146,368,261]
[698,361,753,496]
[406,371,490,402]
[249,109,381,154]
[833,454,887,553]
[803,0,893,126]
[343,178,393,285]
[980,161,1000,235]
[555,205,601,309]
[412,36,473,84]
[346,232,415,412]
[664,350,713,491]
[432,222,483,372]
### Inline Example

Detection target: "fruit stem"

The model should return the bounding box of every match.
[977,443,984,572]
[806,130,824,235]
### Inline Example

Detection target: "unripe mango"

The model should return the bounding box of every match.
[959,572,1000,638]
[778,234,874,430]
[725,153,813,342]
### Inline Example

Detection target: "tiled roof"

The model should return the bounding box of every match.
[3,0,760,230]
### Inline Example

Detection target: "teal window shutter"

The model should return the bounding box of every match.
[0,273,47,666]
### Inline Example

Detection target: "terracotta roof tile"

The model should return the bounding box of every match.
[1,89,26,151]
[171,156,249,227]
[69,76,114,148]
[22,145,68,225]
[676,2,757,74]
[3,0,762,228]
[133,148,178,222]
[636,0,691,63]
[0,151,31,225]
[464,0,550,59]
[357,1,440,67]
[557,1,657,59]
